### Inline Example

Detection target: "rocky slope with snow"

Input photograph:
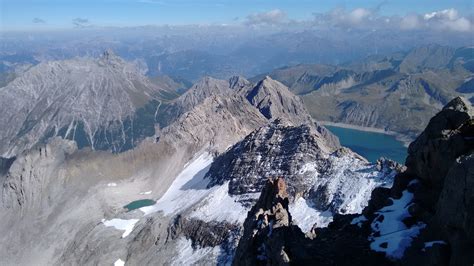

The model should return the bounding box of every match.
[0,61,406,265]
[206,121,397,228]
[233,96,473,265]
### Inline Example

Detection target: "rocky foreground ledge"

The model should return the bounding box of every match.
[233,97,474,266]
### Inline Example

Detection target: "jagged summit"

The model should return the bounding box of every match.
[442,96,472,113]
[229,75,253,90]
[244,76,313,126]
[98,49,125,67]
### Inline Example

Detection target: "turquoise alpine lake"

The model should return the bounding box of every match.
[325,126,407,164]
[124,199,156,211]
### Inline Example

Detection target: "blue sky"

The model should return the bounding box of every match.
[1,0,473,30]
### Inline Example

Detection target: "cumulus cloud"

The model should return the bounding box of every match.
[310,7,472,32]
[424,9,458,21]
[313,7,378,28]
[32,18,46,24]
[245,9,287,26]
[423,9,471,32]
[72,18,90,28]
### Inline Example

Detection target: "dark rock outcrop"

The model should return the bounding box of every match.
[233,177,294,266]
[0,157,15,176]
[167,215,240,249]
[405,96,473,208]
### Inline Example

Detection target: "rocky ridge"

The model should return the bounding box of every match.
[205,120,396,219]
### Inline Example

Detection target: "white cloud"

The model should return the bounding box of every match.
[245,9,287,26]
[348,8,372,24]
[422,9,472,32]
[313,7,376,28]
[424,9,459,21]
[310,7,472,32]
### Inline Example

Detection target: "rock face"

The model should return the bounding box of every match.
[2,138,78,212]
[402,96,474,265]
[0,50,168,156]
[405,96,473,207]
[158,76,238,126]
[206,121,334,195]
[432,154,474,265]
[244,77,313,126]
[234,96,474,265]
[206,120,397,222]
[233,177,293,266]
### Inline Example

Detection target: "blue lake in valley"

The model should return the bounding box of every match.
[325,126,408,164]
[124,199,156,211]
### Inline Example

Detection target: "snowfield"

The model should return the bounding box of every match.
[173,237,221,265]
[369,183,426,259]
[139,153,214,216]
[114,259,125,266]
[290,197,333,232]
[102,218,140,238]
[189,181,257,224]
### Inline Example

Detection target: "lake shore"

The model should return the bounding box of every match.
[319,121,413,148]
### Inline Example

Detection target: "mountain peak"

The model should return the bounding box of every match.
[0,53,162,156]
[244,76,313,126]
[228,76,252,90]
[442,96,472,113]
[98,49,124,67]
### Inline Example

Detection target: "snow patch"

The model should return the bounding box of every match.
[369,189,426,259]
[319,153,394,214]
[107,183,117,187]
[422,240,447,251]
[290,197,333,232]
[139,191,152,195]
[140,153,213,216]
[114,259,125,266]
[189,181,258,223]
[103,218,139,238]
[173,237,220,265]
[424,240,447,248]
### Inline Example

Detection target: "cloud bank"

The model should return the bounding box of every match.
[240,7,473,32]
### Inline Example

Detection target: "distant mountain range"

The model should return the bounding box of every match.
[1,28,473,82]
[253,44,474,141]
